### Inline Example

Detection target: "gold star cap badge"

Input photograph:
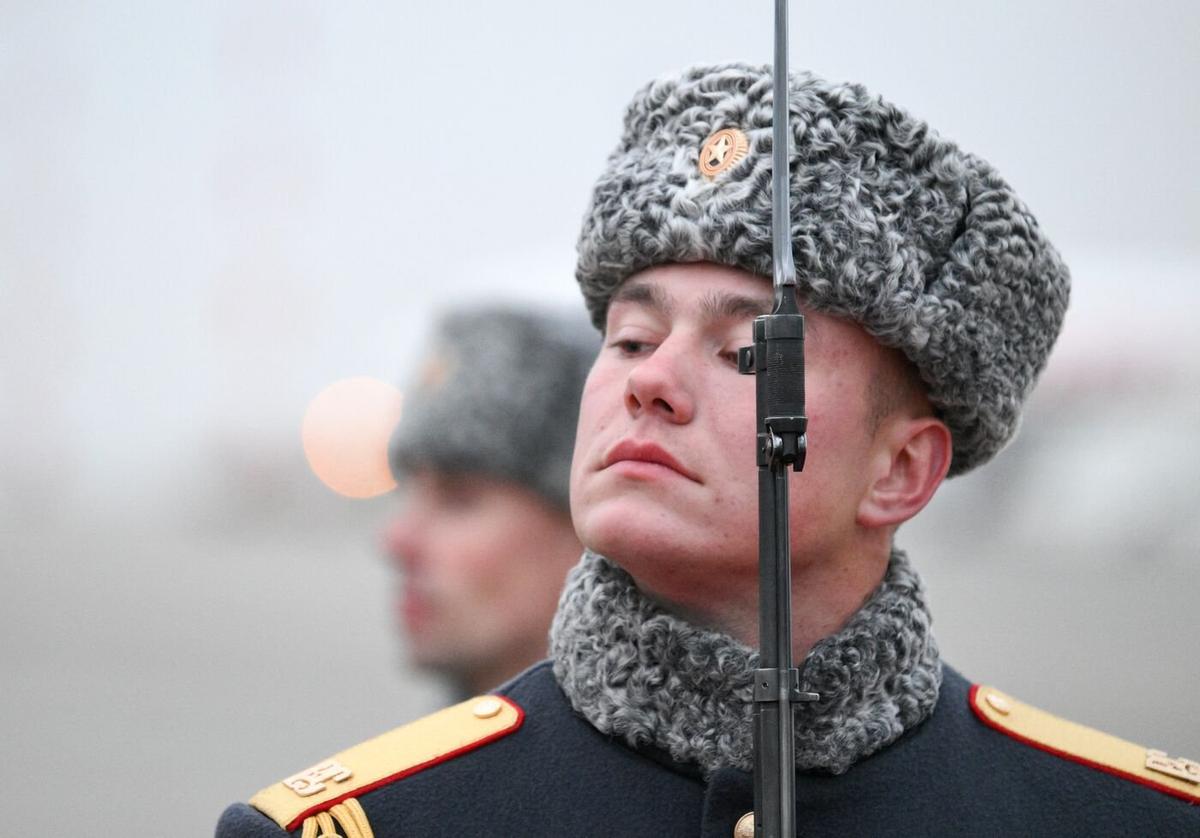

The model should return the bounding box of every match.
[698,127,750,180]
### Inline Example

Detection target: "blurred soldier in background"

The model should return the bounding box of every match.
[383,306,596,699]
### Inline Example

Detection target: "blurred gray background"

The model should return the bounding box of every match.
[2,1,1197,833]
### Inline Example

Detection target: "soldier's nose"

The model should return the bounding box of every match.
[623,344,695,424]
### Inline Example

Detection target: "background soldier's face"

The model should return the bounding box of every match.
[383,470,576,679]
[570,263,896,599]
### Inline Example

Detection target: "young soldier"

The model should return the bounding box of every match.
[219,65,1200,837]
[384,307,595,699]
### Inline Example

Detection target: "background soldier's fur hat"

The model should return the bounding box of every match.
[390,307,598,509]
[576,63,1070,476]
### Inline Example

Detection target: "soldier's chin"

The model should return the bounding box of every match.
[404,642,448,675]
[407,635,470,670]
[576,499,701,568]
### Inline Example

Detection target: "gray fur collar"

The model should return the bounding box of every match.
[550,549,941,776]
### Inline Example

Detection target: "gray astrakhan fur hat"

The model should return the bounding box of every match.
[389,307,598,510]
[576,63,1070,476]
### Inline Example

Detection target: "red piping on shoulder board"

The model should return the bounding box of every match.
[968,684,1197,806]
[286,695,526,830]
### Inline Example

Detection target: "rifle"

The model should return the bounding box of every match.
[736,2,820,835]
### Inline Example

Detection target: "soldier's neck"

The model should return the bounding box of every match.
[452,645,550,699]
[633,532,892,662]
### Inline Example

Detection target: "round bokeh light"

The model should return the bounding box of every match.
[302,376,404,499]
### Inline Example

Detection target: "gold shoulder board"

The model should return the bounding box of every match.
[250,695,523,832]
[971,684,1199,804]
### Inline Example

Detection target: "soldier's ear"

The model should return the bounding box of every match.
[855,416,952,530]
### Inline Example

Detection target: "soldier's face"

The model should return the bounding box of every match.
[570,263,888,602]
[383,471,578,686]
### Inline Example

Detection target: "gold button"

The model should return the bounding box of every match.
[985,692,1012,715]
[733,811,755,838]
[472,697,503,719]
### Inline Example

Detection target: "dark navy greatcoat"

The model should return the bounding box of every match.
[218,661,1199,837]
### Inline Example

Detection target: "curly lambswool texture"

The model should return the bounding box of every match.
[389,307,597,510]
[551,549,941,776]
[576,63,1070,475]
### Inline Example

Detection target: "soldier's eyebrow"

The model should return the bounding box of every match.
[610,279,672,317]
[609,277,779,328]
[698,290,772,323]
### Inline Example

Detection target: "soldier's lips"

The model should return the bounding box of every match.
[605,460,692,482]
[601,440,702,483]
[398,589,434,634]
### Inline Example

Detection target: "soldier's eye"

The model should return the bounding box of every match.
[611,339,651,356]
[434,476,484,508]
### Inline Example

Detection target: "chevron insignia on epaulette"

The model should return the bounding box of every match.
[250,695,524,833]
[970,684,1200,804]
